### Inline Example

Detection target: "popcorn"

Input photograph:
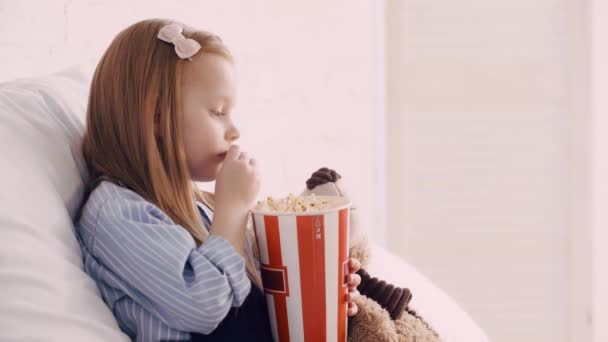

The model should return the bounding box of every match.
[254,193,332,213]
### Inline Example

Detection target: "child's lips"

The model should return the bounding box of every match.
[218,152,227,159]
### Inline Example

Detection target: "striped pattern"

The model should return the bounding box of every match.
[252,209,350,342]
[75,181,252,341]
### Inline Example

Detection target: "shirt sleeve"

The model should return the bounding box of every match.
[92,196,252,334]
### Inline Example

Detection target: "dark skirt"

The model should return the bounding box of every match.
[191,282,274,341]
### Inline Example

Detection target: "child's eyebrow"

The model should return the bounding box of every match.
[205,95,234,112]
[219,95,232,102]
[200,93,232,104]
[217,95,234,107]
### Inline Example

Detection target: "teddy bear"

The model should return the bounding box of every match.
[300,167,441,342]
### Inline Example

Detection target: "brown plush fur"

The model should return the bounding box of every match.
[348,236,441,342]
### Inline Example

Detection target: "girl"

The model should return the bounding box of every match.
[75,18,362,341]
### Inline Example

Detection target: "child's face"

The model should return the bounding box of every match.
[180,54,240,182]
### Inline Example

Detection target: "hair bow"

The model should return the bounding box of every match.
[157,23,201,60]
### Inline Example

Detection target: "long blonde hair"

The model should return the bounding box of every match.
[80,18,262,289]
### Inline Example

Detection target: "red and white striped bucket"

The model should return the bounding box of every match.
[251,196,351,342]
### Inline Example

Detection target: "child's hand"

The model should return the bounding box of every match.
[215,145,260,211]
[211,145,260,254]
[345,257,362,316]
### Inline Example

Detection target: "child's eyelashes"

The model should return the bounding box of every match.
[210,110,226,117]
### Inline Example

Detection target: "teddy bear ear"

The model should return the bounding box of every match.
[305,167,342,190]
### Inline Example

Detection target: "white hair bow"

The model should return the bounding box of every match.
[157,23,201,60]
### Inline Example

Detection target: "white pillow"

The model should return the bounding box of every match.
[0,65,129,341]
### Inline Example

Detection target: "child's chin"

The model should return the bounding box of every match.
[192,167,220,182]
[193,175,215,182]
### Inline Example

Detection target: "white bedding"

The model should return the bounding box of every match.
[368,243,490,341]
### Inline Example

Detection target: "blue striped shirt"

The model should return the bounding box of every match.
[76,181,252,341]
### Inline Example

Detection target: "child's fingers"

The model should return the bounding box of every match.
[226,145,240,160]
[347,302,359,316]
[346,273,361,289]
[346,290,360,302]
[238,151,249,161]
[349,258,361,273]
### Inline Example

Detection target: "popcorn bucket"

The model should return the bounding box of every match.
[250,196,351,342]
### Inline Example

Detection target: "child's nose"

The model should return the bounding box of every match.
[227,124,240,142]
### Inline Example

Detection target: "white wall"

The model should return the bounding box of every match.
[386,0,589,341]
[591,0,608,341]
[568,1,592,341]
[0,0,387,246]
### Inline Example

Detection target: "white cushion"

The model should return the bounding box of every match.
[368,243,490,341]
[0,65,129,341]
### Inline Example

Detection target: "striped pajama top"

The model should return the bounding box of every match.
[75,181,255,341]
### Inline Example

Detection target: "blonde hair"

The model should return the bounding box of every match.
[80,18,262,289]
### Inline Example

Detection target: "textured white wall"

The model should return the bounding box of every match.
[386,0,588,341]
[0,0,387,246]
[592,0,608,341]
